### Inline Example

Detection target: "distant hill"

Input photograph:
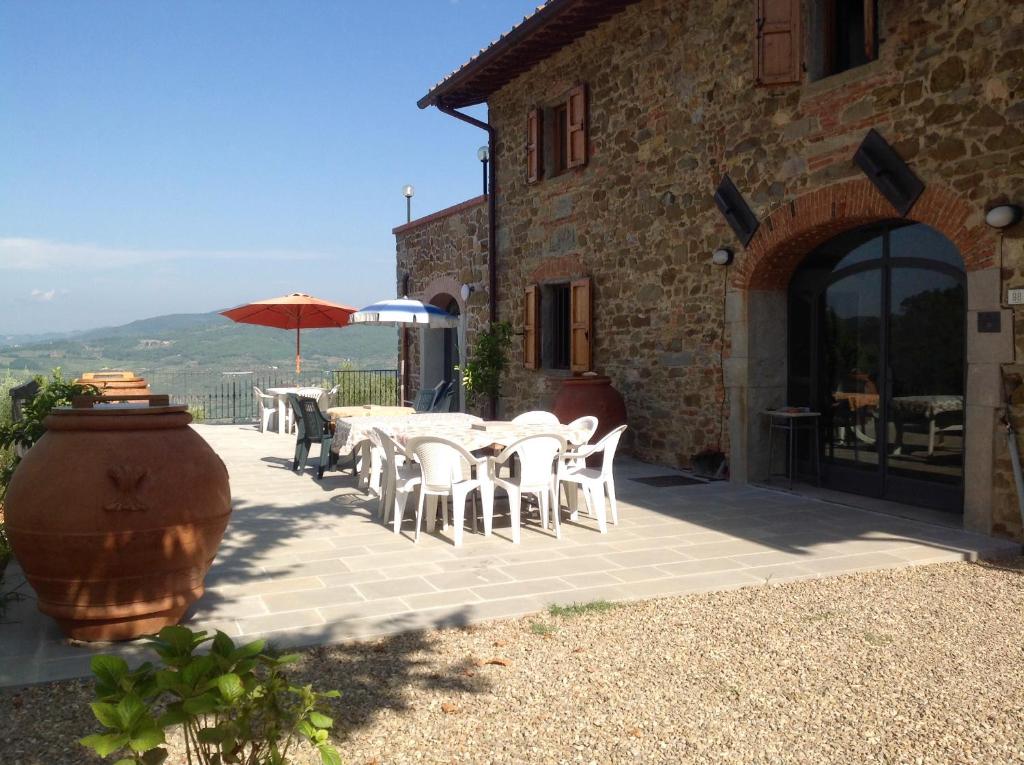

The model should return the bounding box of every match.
[0,312,397,380]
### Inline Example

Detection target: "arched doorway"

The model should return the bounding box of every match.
[787,222,965,512]
[421,293,461,410]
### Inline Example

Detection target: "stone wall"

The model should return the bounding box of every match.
[401,0,1024,536]
[394,195,489,414]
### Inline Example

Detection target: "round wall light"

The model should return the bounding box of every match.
[711,247,734,266]
[985,204,1022,229]
[460,283,477,302]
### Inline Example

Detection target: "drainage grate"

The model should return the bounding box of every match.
[630,475,706,487]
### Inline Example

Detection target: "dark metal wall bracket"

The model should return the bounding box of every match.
[714,174,760,247]
[853,128,925,216]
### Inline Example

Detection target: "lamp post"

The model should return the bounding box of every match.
[477,146,489,196]
[402,184,414,223]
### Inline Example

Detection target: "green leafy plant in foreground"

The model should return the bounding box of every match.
[457,321,513,406]
[80,626,341,765]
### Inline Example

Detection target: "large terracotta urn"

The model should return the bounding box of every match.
[552,374,627,463]
[4,396,231,641]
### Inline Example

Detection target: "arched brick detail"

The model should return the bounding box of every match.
[733,179,996,290]
[529,253,587,283]
[419,276,465,313]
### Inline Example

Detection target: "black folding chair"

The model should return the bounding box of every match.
[289,393,335,479]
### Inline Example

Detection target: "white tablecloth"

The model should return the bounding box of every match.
[332,413,590,455]
[332,412,482,454]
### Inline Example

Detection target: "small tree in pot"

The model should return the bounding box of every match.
[458,321,512,418]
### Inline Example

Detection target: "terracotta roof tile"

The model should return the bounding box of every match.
[418,0,640,110]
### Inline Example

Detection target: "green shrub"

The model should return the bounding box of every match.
[81,625,341,765]
[0,368,97,499]
[458,321,513,406]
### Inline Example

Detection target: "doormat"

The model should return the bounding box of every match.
[631,475,706,487]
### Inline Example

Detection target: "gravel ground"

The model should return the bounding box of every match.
[4,557,1024,765]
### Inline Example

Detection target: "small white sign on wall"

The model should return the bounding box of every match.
[1008,289,1024,305]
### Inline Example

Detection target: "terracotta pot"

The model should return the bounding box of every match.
[551,374,627,464]
[4,399,231,641]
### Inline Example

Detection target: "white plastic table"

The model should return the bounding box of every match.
[265,387,301,434]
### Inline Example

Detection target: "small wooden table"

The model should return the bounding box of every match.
[763,410,822,489]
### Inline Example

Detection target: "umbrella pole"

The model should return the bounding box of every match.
[400,325,407,405]
[296,326,301,377]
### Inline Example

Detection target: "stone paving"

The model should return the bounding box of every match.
[1,423,1018,687]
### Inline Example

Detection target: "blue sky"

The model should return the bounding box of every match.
[0,0,536,335]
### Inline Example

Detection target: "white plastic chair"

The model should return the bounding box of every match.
[253,386,278,433]
[490,434,567,543]
[398,436,492,546]
[560,425,627,534]
[558,415,599,508]
[512,410,560,426]
[359,432,386,497]
[373,428,417,531]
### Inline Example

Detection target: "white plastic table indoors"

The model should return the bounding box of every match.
[265,387,303,435]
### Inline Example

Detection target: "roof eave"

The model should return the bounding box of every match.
[417,0,586,110]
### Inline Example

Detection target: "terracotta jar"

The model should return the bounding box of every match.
[4,397,231,641]
[77,371,151,398]
[551,374,627,463]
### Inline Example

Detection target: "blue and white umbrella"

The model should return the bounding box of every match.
[350,297,459,329]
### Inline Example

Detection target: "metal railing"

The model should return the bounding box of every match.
[145,369,399,422]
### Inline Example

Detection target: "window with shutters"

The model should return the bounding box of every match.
[565,85,587,168]
[807,0,879,81]
[525,278,592,373]
[526,109,541,183]
[523,285,539,369]
[541,283,572,370]
[755,0,801,85]
[552,103,569,174]
[533,84,588,180]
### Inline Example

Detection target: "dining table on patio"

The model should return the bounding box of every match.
[325,404,415,421]
[331,411,592,457]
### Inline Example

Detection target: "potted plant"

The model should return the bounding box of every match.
[458,321,512,418]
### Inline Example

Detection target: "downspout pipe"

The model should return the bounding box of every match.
[436,105,497,326]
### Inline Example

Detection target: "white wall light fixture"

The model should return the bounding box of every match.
[985,204,1022,230]
[711,247,734,266]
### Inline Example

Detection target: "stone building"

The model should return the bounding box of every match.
[396,0,1024,539]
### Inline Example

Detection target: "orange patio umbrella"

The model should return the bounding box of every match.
[220,292,357,375]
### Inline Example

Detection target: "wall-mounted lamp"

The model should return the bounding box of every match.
[402,184,415,223]
[460,283,479,302]
[711,247,734,266]
[477,146,490,196]
[985,204,1022,230]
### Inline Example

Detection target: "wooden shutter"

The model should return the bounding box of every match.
[526,108,541,183]
[569,278,592,373]
[755,0,801,85]
[566,85,587,168]
[523,285,539,369]
[863,0,877,61]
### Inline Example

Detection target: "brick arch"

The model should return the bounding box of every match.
[419,276,465,314]
[733,179,996,290]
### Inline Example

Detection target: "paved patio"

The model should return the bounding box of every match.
[1,423,1018,687]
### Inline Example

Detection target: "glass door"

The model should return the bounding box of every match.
[788,222,965,512]
[821,266,884,495]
